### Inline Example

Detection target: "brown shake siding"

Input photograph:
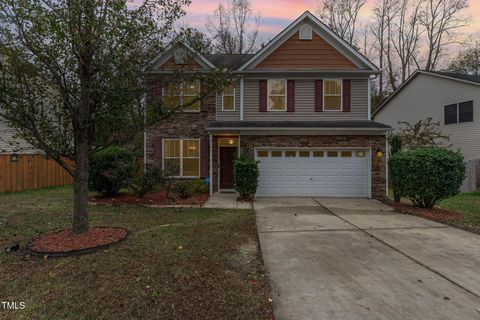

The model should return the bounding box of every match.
[255,31,358,69]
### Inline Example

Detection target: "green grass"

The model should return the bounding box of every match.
[438,192,480,232]
[0,186,273,320]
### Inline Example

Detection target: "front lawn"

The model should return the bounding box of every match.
[0,186,274,320]
[437,192,480,233]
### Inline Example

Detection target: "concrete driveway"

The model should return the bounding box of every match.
[255,198,480,320]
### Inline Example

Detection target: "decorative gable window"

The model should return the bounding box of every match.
[174,48,188,65]
[163,139,200,177]
[268,79,287,111]
[222,84,235,111]
[299,25,313,40]
[323,79,343,111]
[164,80,201,112]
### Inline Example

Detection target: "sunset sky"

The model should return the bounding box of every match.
[178,0,480,41]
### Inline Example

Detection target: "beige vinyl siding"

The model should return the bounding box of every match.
[216,84,241,121]
[243,78,369,121]
[0,118,40,154]
[374,73,480,160]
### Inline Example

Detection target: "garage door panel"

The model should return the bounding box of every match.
[256,148,369,197]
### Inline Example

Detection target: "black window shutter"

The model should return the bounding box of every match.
[459,100,474,123]
[444,104,458,125]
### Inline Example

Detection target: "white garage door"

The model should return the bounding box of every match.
[255,149,370,197]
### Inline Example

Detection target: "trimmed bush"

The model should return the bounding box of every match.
[167,180,195,200]
[129,166,163,198]
[191,179,209,194]
[389,148,465,208]
[89,146,136,197]
[233,150,259,200]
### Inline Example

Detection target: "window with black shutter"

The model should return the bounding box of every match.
[444,104,458,125]
[459,100,473,123]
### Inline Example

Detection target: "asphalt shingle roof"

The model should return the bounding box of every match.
[429,71,480,84]
[205,54,254,69]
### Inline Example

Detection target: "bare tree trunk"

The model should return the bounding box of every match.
[73,131,89,234]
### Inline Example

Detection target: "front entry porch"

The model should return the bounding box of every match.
[210,135,240,195]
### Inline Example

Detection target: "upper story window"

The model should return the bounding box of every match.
[445,100,474,125]
[268,79,286,111]
[323,79,343,111]
[222,84,235,111]
[164,80,201,112]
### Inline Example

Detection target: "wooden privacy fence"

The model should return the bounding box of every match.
[462,159,480,193]
[0,154,73,193]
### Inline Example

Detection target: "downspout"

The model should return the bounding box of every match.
[368,77,372,121]
[143,95,147,174]
[385,132,389,198]
[209,133,213,196]
[240,77,244,121]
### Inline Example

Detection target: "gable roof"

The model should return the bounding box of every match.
[373,70,480,117]
[427,71,480,84]
[148,41,216,71]
[205,54,254,69]
[238,11,378,71]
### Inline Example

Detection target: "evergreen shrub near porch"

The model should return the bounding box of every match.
[389,148,465,208]
[233,150,259,200]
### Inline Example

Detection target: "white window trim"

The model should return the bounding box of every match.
[163,81,201,113]
[222,86,236,111]
[162,138,201,178]
[267,79,287,112]
[323,79,343,112]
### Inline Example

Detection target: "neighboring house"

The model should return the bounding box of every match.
[0,118,72,193]
[373,70,480,191]
[145,11,390,199]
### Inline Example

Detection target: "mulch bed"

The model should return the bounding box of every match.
[28,227,128,257]
[89,191,209,207]
[387,201,461,223]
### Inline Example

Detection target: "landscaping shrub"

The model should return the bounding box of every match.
[233,149,259,200]
[389,148,465,208]
[167,180,195,200]
[191,179,209,194]
[388,133,403,202]
[89,146,136,197]
[129,166,163,198]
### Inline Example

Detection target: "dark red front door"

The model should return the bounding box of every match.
[220,147,236,189]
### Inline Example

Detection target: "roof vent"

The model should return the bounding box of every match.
[299,24,313,40]
[174,48,188,65]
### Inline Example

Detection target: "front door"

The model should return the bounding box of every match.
[220,147,236,189]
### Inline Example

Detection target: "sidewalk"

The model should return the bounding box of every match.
[203,193,252,209]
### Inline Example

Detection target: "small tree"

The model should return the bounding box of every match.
[233,149,259,200]
[448,43,480,76]
[389,148,465,208]
[398,118,450,150]
[0,0,231,234]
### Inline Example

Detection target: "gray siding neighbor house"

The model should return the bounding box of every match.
[145,11,391,199]
[373,70,480,191]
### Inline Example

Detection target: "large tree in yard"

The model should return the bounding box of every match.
[0,0,229,234]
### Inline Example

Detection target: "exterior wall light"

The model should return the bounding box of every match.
[11,154,18,162]
[375,149,384,158]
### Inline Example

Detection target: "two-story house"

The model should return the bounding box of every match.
[145,11,390,199]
